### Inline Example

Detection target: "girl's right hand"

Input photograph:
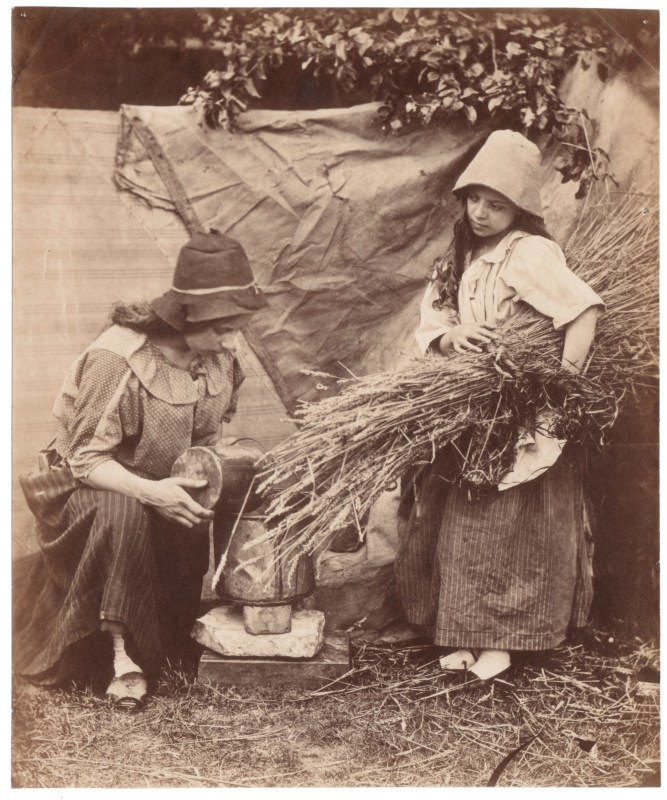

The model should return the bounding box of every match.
[145,477,215,528]
[439,323,498,354]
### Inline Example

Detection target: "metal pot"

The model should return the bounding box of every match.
[213,513,315,606]
[170,439,267,512]
[210,439,267,513]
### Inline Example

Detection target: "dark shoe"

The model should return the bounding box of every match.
[105,671,148,711]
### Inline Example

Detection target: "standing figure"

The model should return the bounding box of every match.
[395,131,604,683]
[14,231,267,709]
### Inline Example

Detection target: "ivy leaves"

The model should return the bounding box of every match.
[551,111,619,199]
[179,8,619,192]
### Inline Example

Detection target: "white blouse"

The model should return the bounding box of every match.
[415,230,604,354]
[414,230,604,489]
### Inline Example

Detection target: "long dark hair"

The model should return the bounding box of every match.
[108,301,231,339]
[109,302,179,336]
[432,198,554,311]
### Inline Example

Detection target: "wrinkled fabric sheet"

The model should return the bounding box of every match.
[116,103,491,403]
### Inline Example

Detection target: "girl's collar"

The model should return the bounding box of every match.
[144,338,227,397]
[469,229,529,265]
[86,325,228,403]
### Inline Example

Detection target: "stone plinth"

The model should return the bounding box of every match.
[192,605,325,658]
[197,633,351,688]
[243,604,292,634]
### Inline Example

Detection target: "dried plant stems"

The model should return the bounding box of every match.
[253,193,657,569]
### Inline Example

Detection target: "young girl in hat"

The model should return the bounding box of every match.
[14,231,267,709]
[395,130,604,683]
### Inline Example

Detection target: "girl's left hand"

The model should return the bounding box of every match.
[440,322,498,354]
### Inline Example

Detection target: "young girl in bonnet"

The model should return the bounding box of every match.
[396,130,604,683]
[14,230,267,709]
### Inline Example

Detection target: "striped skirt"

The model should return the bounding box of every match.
[13,463,209,685]
[394,448,593,651]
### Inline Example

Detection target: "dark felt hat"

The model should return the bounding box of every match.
[151,230,268,330]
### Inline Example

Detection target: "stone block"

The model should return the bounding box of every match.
[243,604,292,634]
[191,605,325,658]
[197,633,351,689]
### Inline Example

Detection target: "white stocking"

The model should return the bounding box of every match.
[111,631,143,677]
[469,649,510,680]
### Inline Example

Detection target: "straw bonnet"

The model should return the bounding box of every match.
[151,230,268,330]
[453,130,544,218]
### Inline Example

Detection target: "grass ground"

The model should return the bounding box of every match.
[12,627,659,788]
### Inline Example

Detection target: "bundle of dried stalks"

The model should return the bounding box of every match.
[255,193,657,567]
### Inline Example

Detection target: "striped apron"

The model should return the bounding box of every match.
[13,459,209,684]
[394,446,593,650]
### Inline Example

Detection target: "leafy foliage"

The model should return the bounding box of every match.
[178,8,624,194]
